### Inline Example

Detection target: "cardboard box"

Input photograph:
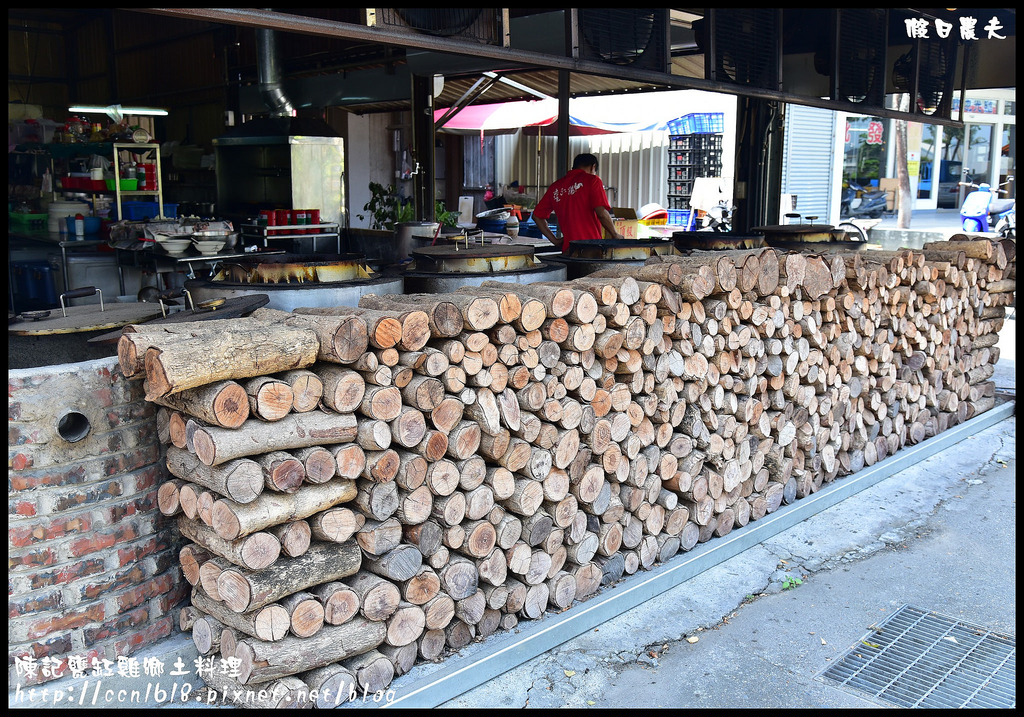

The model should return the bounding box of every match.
[878,178,899,211]
[603,207,638,239]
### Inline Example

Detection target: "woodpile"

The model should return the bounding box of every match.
[131,236,1012,706]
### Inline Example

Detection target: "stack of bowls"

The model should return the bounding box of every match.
[154,234,192,256]
[192,237,227,256]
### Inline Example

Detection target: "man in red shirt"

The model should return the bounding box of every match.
[533,153,623,252]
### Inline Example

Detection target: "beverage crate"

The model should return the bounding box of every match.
[668,148,695,165]
[666,113,725,135]
[668,165,696,181]
[669,135,694,150]
[666,195,690,210]
[691,134,723,150]
[667,209,692,227]
[668,179,693,196]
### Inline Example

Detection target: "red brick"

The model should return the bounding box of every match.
[8,588,64,618]
[9,500,38,518]
[117,533,170,567]
[103,486,160,524]
[8,547,58,570]
[74,563,148,601]
[9,631,74,662]
[10,452,33,471]
[115,572,176,612]
[9,464,88,493]
[26,557,106,589]
[111,616,173,657]
[9,514,92,548]
[50,478,125,513]
[22,602,105,640]
[82,604,148,646]
[156,578,190,617]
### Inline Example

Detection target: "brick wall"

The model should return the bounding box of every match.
[9,356,186,687]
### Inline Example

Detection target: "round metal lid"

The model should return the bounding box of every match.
[9,303,164,336]
[752,224,836,234]
[411,244,536,260]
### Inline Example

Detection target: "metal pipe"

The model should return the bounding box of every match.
[256,21,294,117]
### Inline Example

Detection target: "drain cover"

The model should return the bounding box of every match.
[818,605,1015,708]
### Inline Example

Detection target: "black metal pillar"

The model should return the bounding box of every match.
[732,96,785,233]
[411,74,436,222]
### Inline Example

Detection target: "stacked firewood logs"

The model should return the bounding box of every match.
[134,235,1012,706]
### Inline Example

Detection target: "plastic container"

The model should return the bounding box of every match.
[9,213,48,231]
[105,177,139,191]
[116,202,178,221]
[667,113,725,135]
[667,209,692,227]
[66,216,100,237]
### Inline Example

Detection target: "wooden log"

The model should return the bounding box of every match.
[241,376,295,421]
[252,307,370,365]
[202,670,312,708]
[211,479,356,541]
[190,588,290,643]
[151,380,250,429]
[279,590,325,638]
[217,539,362,614]
[193,411,357,466]
[235,617,386,685]
[300,663,358,708]
[165,446,264,504]
[311,581,360,626]
[357,517,403,556]
[143,323,319,400]
[363,543,424,583]
[276,368,324,413]
[257,450,306,493]
[331,444,367,482]
[179,544,211,586]
[315,365,367,413]
[359,293,464,338]
[177,516,280,572]
[291,445,337,484]
[385,602,426,647]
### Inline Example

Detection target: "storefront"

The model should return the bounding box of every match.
[840,89,1015,214]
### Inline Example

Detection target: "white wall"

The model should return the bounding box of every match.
[347,112,400,228]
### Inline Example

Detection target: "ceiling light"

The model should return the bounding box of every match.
[68,104,169,117]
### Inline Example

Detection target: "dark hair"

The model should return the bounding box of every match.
[572,153,599,171]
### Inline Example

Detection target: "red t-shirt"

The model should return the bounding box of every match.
[533,169,611,252]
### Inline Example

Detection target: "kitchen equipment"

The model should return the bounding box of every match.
[184,253,403,312]
[155,236,192,255]
[402,243,566,293]
[192,238,227,256]
[47,200,90,233]
[9,287,164,367]
[752,223,867,251]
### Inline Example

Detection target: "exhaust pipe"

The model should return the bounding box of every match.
[256,24,294,117]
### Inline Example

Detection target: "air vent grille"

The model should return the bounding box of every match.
[578,9,668,72]
[710,8,779,90]
[836,9,887,106]
[372,8,498,44]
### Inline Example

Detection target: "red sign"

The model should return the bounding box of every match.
[866,121,884,145]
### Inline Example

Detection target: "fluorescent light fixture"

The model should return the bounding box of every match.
[69,104,168,117]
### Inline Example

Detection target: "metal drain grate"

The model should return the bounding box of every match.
[818,604,1015,708]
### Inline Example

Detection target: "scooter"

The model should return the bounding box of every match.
[696,199,733,232]
[840,181,888,219]
[959,174,1015,236]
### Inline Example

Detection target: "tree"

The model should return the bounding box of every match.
[894,94,914,230]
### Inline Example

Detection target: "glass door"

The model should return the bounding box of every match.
[915,124,938,209]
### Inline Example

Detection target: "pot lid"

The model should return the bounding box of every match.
[9,302,163,336]
[753,224,836,233]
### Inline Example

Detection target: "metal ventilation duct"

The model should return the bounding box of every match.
[256,25,295,117]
